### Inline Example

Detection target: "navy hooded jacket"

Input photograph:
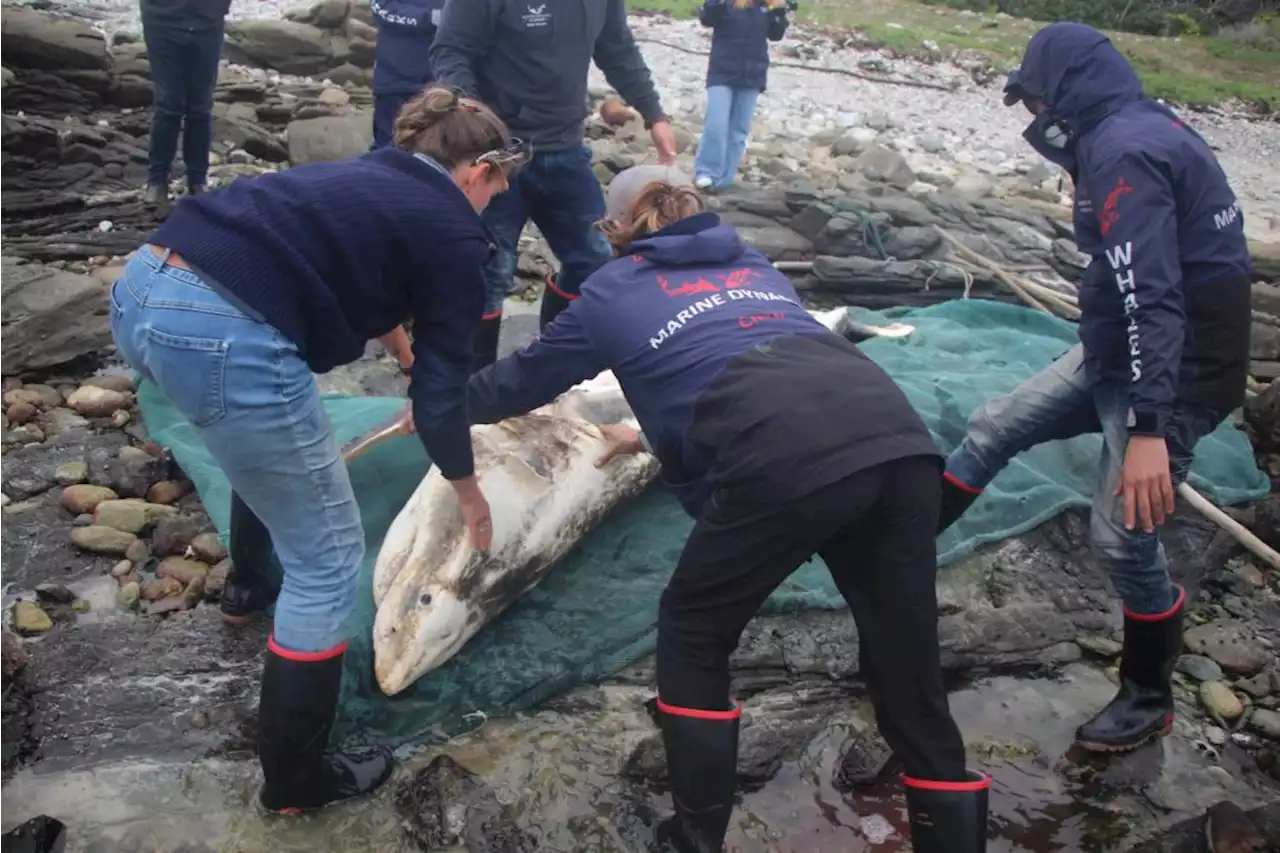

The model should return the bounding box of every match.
[370,0,446,96]
[699,0,789,92]
[1007,22,1252,436]
[465,213,940,517]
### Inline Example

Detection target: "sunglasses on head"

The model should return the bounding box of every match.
[474,138,533,176]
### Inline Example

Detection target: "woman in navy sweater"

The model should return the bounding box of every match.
[693,0,791,191]
[109,86,529,815]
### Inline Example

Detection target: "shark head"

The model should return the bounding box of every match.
[374,583,475,696]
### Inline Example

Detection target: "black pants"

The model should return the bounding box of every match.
[656,454,968,782]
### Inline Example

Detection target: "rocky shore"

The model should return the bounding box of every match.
[3,1,1280,850]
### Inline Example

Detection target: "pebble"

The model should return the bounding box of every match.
[12,601,53,636]
[1201,680,1245,720]
[1250,708,1280,740]
[59,484,118,515]
[156,556,210,586]
[6,400,37,424]
[92,498,177,534]
[1184,621,1269,676]
[190,532,227,563]
[117,581,141,610]
[111,409,131,428]
[2,631,28,679]
[141,577,184,601]
[79,375,135,394]
[66,385,129,418]
[34,583,75,605]
[1205,724,1228,746]
[70,524,139,556]
[53,461,89,486]
[205,559,231,600]
[4,385,61,409]
[146,480,187,505]
[1076,634,1122,658]
[1235,563,1267,589]
[1177,654,1225,682]
[1238,670,1278,699]
[110,559,134,578]
[125,538,150,563]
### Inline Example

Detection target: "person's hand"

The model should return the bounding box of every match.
[1117,435,1175,533]
[650,120,677,165]
[452,475,493,551]
[764,0,785,8]
[395,404,416,436]
[595,424,645,468]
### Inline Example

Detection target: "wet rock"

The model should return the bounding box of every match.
[124,538,150,563]
[1,259,112,376]
[111,410,131,428]
[286,113,373,165]
[141,577,184,602]
[223,19,338,76]
[146,480,186,505]
[1250,708,1280,740]
[6,400,37,424]
[92,498,176,534]
[1201,680,1245,720]
[1185,621,1270,676]
[105,445,167,498]
[79,376,134,394]
[110,559,133,578]
[1076,633,1122,658]
[66,385,128,417]
[117,581,141,610]
[204,559,230,600]
[53,460,88,485]
[1238,671,1277,699]
[856,144,916,189]
[151,513,211,557]
[2,631,28,679]
[12,601,53,636]
[70,524,137,556]
[0,815,67,853]
[1178,654,1225,682]
[831,724,897,790]
[393,754,536,853]
[34,583,75,605]
[155,557,209,586]
[190,532,227,563]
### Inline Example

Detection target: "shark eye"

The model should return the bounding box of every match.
[419,593,433,606]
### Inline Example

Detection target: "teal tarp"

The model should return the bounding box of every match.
[136,301,1270,746]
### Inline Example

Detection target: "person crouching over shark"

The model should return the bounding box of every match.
[463,164,991,853]
[108,86,530,815]
[937,22,1252,754]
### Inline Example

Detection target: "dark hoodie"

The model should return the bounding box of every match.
[1007,22,1252,436]
[465,213,940,517]
[370,0,447,96]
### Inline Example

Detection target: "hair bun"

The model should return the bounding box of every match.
[419,86,461,116]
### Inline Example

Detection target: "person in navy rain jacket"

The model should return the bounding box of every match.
[693,0,791,191]
[464,165,991,853]
[369,0,447,150]
[938,22,1252,754]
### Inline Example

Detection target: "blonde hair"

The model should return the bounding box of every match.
[392,86,513,171]
[599,181,706,252]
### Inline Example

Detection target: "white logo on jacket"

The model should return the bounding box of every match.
[523,3,551,27]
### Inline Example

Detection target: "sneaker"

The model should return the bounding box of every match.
[694,176,714,190]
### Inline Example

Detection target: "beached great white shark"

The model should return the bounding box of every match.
[359,307,913,696]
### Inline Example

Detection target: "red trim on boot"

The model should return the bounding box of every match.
[903,770,991,792]
[943,471,983,495]
[267,634,347,662]
[656,698,742,721]
[481,309,503,321]
[1124,584,1186,622]
[545,274,579,301]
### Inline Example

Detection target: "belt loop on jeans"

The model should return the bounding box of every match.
[156,247,173,267]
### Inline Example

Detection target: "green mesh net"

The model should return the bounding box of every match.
[135,300,1270,746]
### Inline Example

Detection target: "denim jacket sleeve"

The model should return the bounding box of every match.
[466,301,607,424]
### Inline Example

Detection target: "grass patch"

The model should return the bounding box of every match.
[628,0,1280,109]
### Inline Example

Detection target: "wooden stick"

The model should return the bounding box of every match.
[1177,482,1280,571]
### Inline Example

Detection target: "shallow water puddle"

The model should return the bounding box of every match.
[1,664,1260,851]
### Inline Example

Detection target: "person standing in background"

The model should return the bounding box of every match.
[369,0,447,150]
[693,0,792,191]
[139,0,231,206]
[430,0,679,371]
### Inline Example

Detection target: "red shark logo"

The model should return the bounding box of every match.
[716,268,758,289]
[657,274,721,297]
[1098,176,1135,236]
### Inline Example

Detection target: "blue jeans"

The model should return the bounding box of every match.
[944,344,1225,616]
[371,92,413,151]
[141,18,225,188]
[109,246,366,654]
[479,145,614,315]
[694,86,760,190]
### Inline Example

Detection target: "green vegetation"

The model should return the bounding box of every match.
[628,0,1280,109]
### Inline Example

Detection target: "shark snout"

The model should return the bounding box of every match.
[375,587,472,696]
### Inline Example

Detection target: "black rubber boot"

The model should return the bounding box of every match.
[903,770,990,853]
[470,313,501,374]
[539,274,574,329]
[937,473,981,534]
[655,701,740,853]
[143,183,168,206]
[221,491,280,625]
[1074,584,1186,753]
[257,638,395,814]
